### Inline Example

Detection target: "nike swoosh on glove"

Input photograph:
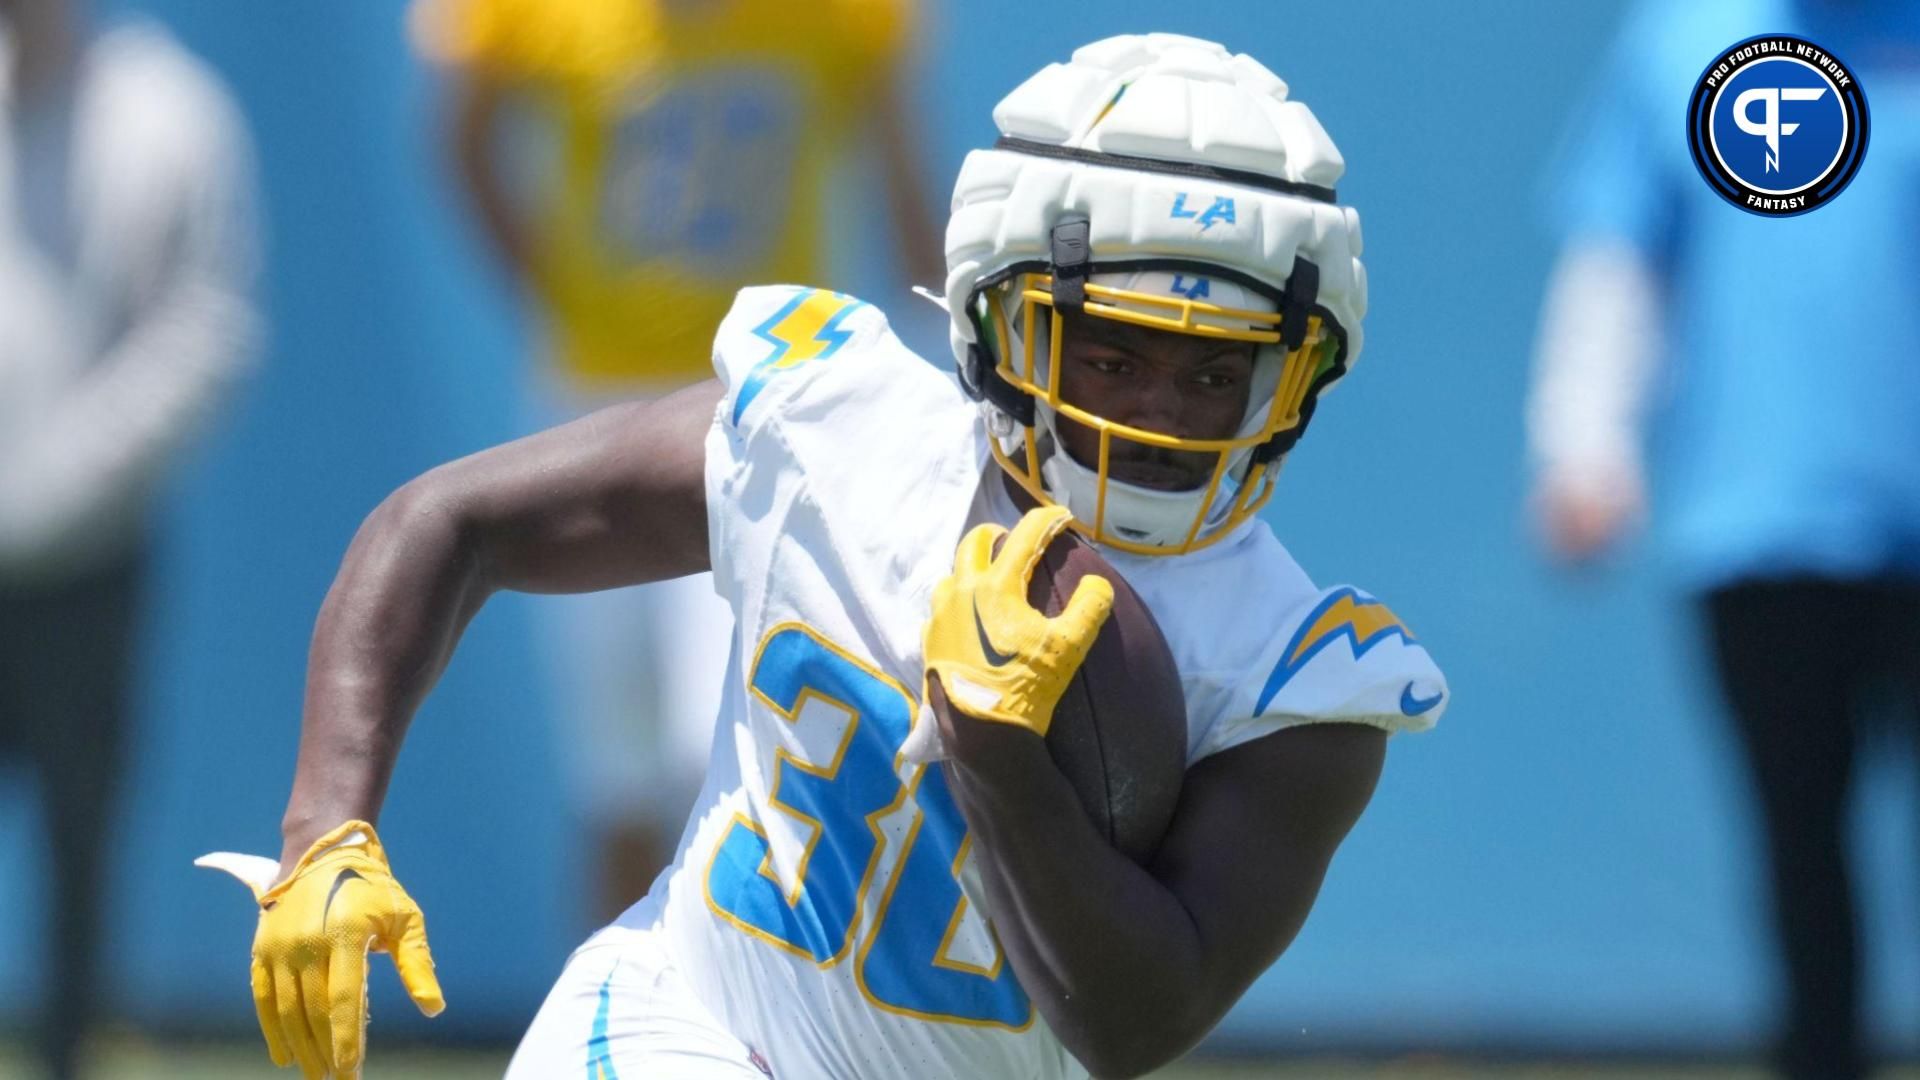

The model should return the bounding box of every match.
[197,820,443,1079]
[917,504,1114,749]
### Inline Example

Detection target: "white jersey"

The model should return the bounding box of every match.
[610,285,1446,1079]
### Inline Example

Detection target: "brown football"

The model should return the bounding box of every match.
[1018,528,1187,865]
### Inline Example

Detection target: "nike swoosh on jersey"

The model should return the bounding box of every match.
[1399,683,1444,716]
[322,868,365,930]
[973,598,1017,667]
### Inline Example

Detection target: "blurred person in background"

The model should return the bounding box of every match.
[1527,2,1920,1076]
[0,0,257,1075]
[408,0,942,923]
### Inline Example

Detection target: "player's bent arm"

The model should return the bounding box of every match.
[942,705,1385,1079]
[446,69,539,287]
[278,379,720,868]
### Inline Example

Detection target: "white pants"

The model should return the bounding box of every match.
[508,929,774,1079]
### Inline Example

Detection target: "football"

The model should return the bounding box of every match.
[1024,528,1187,865]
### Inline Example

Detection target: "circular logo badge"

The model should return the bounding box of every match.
[1687,34,1869,216]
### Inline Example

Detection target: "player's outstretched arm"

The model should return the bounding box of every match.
[280,377,718,861]
[934,688,1384,1079]
[200,379,717,1079]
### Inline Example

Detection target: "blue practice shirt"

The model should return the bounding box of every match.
[1547,0,1920,589]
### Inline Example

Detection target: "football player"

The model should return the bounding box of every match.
[203,33,1445,1080]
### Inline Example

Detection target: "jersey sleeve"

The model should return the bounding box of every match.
[706,286,892,430]
[701,285,895,609]
[1191,585,1447,762]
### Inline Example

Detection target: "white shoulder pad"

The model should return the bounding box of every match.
[1195,586,1445,760]
[711,285,891,431]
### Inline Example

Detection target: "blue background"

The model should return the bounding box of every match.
[2,0,1915,1058]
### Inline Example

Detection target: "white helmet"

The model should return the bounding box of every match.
[943,33,1367,555]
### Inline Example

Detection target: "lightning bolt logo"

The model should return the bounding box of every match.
[1255,588,1416,714]
[732,289,869,425]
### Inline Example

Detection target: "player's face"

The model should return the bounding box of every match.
[1053,311,1255,491]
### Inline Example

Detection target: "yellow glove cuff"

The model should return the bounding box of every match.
[259,819,386,906]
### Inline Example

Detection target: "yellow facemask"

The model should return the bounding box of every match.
[968,263,1344,556]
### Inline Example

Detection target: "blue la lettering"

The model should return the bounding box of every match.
[1170,274,1211,300]
[1170,193,1237,230]
[1197,196,1236,230]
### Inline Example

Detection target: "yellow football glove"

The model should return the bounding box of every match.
[196,820,444,1080]
[921,504,1115,738]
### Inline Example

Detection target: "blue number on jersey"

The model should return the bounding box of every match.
[705,624,1034,1027]
[857,764,1031,1027]
[705,624,911,963]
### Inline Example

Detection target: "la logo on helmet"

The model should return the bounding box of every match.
[1169,274,1212,300]
[1169,193,1237,230]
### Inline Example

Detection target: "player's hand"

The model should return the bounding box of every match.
[919,505,1113,740]
[197,820,444,1080]
[1533,463,1644,563]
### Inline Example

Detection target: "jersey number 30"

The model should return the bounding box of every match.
[704,624,1032,1029]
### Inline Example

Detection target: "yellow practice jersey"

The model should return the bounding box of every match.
[416,0,912,388]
